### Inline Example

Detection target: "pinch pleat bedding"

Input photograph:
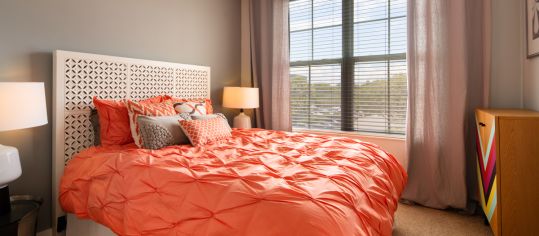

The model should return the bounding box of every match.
[60,129,407,236]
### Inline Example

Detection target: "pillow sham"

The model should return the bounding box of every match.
[169,97,214,114]
[90,109,101,146]
[173,100,207,115]
[92,96,172,146]
[93,97,133,146]
[191,113,227,121]
[178,113,193,121]
[137,115,191,150]
[127,100,177,147]
[179,117,232,146]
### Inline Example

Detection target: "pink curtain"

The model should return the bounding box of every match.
[241,0,291,131]
[402,0,491,209]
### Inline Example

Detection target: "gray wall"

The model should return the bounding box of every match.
[524,4,539,110]
[489,0,539,111]
[0,0,241,231]
[490,0,524,108]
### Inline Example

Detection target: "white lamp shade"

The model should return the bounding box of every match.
[222,87,259,109]
[0,82,48,132]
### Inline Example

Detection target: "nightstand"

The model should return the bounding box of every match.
[475,109,539,235]
[0,195,42,236]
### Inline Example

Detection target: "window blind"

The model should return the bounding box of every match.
[289,0,407,135]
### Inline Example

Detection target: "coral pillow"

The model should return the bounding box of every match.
[93,97,133,146]
[127,100,177,147]
[179,117,232,146]
[92,96,172,146]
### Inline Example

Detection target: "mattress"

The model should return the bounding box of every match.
[60,129,407,236]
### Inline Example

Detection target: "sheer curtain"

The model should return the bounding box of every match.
[402,0,491,209]
[241,0,291,131]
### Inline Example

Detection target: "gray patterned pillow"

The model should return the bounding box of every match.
[137,115,191,150]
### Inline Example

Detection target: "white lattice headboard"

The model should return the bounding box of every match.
[51,50,210,234]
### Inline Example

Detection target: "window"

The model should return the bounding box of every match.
[289,0,407,135]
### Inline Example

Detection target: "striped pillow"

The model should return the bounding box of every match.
[127,100,176,147]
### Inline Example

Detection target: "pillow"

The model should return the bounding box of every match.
[178,113,193,121]
[137,115,191,150]
[92,96,172,146]
[173,100,207,115]
[191,113,227,121]
[142,95,171,104]
[90,109,101,146]
[169,97,214,114]
[179,117,232,146]
[127,100,177,147]
[93,97,133,146]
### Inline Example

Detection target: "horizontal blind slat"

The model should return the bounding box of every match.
[289,0,407,135]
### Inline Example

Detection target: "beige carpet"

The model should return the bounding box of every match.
[393,203,493,236]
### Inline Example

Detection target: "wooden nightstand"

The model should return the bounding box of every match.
[475,109,539,235]
[0,195,42,236]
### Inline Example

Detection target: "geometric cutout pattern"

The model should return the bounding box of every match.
[175,68,209,99]
[60,53,210,164]
[64,113,94,162]
[65,59,128,111]
[130,65,175,100]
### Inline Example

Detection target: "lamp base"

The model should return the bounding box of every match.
[233,112,252,129]
[0,144,21,215]
[0,185,10,215]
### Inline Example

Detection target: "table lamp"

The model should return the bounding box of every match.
[0,82,47,215]
[222,87,259,129]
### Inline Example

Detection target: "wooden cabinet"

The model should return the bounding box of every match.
[475,109,539,235]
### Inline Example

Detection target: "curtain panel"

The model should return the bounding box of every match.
[402,0,491,209]
[241,0,291,131]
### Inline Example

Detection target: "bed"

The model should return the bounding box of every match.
[52,51,407,236]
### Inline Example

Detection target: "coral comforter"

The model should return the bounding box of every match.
[60,129,407,236]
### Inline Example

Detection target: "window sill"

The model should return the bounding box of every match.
[293,128,405,141]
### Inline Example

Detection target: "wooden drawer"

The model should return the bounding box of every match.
[498,118,539,235]
[475,109,539,236]
[474,110,499,236]
[475,109,496,155]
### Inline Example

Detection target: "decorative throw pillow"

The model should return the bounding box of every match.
[93,96,172,146]
[169,97,214,114]
[90,109,101,146]
[179,117,232,146]
[127,100,177,147]
[191,113,228,121]
[141,95,171,104]
[173,100,207,115]
[178,113,193,121]
[137,115,191,149]
[93,97,133,146]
